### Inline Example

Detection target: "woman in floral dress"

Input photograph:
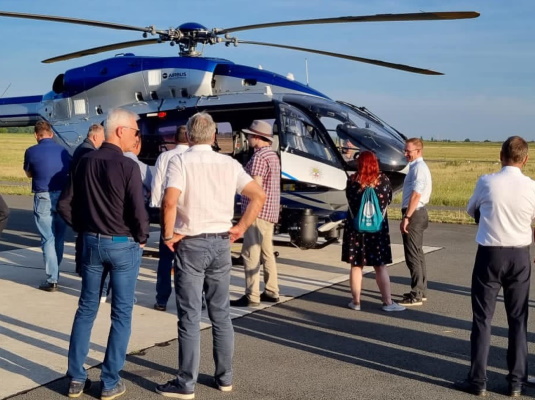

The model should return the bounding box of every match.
[341,151,405,312]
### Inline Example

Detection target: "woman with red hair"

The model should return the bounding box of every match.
[341,150,405,312]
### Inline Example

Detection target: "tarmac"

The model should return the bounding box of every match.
[0,194,535,399]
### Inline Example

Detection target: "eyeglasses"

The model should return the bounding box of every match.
[121,126,141,137]
[404,148,421,154]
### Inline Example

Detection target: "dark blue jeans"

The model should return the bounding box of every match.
[174,237,234,392]
[67,234,141,390]
[155,237,175,306]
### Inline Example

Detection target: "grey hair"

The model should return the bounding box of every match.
[186,112,216,144]
[87,123,104,138]
[104,108,139,140]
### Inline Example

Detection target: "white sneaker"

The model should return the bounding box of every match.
[347,301,361,311]
[100,296,107,303]
[382,302,406,312]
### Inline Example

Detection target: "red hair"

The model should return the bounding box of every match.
[352,151,379,186]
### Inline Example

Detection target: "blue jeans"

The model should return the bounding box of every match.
[155,237,175,306]
[33,191,66,283]
[174,237,234,392]
[67,234,141,390]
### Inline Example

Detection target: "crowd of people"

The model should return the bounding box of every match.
[1,111,532,398]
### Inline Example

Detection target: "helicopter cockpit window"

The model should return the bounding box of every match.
[279,104,337,165]
[320,115,360,163]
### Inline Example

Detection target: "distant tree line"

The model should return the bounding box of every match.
[0,127,33,133]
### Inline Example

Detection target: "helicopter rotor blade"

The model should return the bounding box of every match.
[0,10,165,35]
[236,40,443,75]
[217,11,480,34]
[42,39,161,64]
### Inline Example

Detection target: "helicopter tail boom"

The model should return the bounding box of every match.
[0,95,43,127]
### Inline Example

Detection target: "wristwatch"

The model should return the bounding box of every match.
[162,235,174,242]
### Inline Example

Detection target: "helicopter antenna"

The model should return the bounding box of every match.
[305,58,309,86]
[0,83,11,98]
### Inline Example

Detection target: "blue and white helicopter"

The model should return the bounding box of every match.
[0,10,479,248]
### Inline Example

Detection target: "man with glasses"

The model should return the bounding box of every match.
[58,108,149,400]
[399,138,432,307]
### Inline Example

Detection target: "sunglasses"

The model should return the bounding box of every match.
[122,126,141,137]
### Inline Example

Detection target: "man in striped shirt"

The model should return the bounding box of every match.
[231,120,281,307]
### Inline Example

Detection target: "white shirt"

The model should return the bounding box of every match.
[401,157,432,208]
[123,152,154,200]
[165,144,253,235]
[467,166,535,247]
[150,144,189,208]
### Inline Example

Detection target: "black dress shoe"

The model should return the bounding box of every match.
[508,382,522,397]
[38,282,58,292]
[260,292,279,303]
[153,303,166,312]
[230,295,260,307]
[453,379,487,397]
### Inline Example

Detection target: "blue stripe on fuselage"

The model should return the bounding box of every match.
[0,95,42,105]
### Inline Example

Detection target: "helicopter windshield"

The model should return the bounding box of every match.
[304,99,407,172]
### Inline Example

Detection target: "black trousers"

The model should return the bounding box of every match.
[469,245,530,385]
[401,207,429,299]
[0,194,9,236]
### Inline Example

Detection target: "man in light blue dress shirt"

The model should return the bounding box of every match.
[399,138,432,307]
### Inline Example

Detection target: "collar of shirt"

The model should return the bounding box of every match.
[83,137,97,150]
[409,156,424,166]
[501,165,522,174]
[38,138,54,145]
[188,144,213,152]
[254,146,273,154]
[100,142,123,154]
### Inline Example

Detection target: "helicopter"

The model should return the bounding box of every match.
[0,10,479,249]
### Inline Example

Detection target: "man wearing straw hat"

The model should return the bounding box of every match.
[231,120,281,307]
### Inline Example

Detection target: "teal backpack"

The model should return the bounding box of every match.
[353,186,384,233]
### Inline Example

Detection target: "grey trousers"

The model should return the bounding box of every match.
[401,207,429,299]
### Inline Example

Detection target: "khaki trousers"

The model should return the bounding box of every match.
[242,218,279,302]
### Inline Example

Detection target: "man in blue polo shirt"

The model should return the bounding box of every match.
[24,120,71,292]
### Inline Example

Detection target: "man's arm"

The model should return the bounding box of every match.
[161,186,185,251]
[229,180,266,242]
[252,175,263,187]
[400,191,422,234]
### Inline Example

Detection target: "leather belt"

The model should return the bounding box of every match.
[183,232,230,240]
[86,232,132,241]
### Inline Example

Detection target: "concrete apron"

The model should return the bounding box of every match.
[0,231,440,399]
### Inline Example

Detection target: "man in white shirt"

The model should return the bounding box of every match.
[399,138,432,307]
[151,125,189,311]
[455,136,535,397]
[155,112,265,398]
[124,139,154,201]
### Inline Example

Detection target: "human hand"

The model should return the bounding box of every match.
[229,224,246,243]
[165,233,185,252]
[400,218,409,234]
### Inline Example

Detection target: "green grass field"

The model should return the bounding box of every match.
[0,133,33,195]
[0,133,530,223]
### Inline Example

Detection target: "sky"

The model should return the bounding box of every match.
[0,0,533,141]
